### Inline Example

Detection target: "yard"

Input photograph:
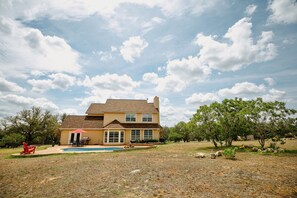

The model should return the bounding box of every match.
[0,140,297,198]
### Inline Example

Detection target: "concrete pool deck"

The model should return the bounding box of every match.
[11,145,156,157]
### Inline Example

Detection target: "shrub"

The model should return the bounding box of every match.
[168,132,183,142]
[1,133,25,148]
[223,148,237,159]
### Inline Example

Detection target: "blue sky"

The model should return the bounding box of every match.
[0,0,296,126]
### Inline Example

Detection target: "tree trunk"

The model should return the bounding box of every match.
[212,138,218,148]
[258,138,265,148]
[225,137,233,147]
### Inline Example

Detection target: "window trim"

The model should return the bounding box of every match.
[104,130,124,144]
[130,129,141,141]
[142,113,152,122]
[126,113,136,122]
[144,129,153,140]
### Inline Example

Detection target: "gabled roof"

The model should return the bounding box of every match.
[86,99,158,114]
[60,115,103,129]
[103,120,125,129]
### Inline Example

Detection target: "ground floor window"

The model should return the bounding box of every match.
[104,131,124,143]
[131,130,140,141]
[144,129,153,140]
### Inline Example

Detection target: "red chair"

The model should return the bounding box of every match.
[20,142,36,154]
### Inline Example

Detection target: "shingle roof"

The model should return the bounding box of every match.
[103,120,125,129]
[86,99,159,114]
[104,120,161,129]
[60,115,104,129]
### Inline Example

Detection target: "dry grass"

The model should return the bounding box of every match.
[0,140,297,198]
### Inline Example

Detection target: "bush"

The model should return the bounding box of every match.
[0,133,25,148]
[132,139,159,144]
[223,148,237,159]
[168,132,183,142]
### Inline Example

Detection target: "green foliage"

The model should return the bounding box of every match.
[223,148,237,159]
[0,106,63,146]
[166,97,296,149]
[134,139,159,143]
[168,132,183,142]
[0,133,25,148]
[160,126,170,140]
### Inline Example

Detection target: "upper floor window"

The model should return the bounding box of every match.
[142,114,152,122]
[126,113,136,122]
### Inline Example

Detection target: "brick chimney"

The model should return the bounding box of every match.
[153,96,159,111]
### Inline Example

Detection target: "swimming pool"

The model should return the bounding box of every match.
[62,147,123,152]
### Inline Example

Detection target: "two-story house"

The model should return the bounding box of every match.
[59,96,161,145]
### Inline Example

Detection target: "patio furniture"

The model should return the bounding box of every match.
[20,142,36,154]
[81,137,90,145]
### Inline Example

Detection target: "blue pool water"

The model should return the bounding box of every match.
[63,147,123,152]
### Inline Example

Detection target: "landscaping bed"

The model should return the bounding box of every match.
[0,140,296,197]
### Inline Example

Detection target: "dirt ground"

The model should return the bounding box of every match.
[0,140,297,198]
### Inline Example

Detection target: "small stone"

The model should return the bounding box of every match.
[252,147,258,152]
[210,153,216,159]
[130,169,141,174]
[278,148,285,153]
[215,150,222,157]
[194,152,205,158]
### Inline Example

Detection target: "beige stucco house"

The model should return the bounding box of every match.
[59,96,161,145]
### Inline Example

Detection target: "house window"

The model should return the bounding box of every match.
[144,130,153,140]
[104,131,124,143]
[126,113,136,122]
[131,130,140,141]
[142,114,152,122]
[109,132,119,143]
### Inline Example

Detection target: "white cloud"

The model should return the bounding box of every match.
[79,73,139,92]
[195,17,277,71]
[146,17,277,93]
[0,17,81,77]
[185,81,288,109]
[0,94,58,111]
[111,46,117,52]
[267,0,297,24]
[158,35,175,43]
[0,77,26,93]
[185,93,219,105]
[218,82,266,97]
[264,77,275,86]
[142,72,159,82]
[245,4,257,16]
[77,73,140,106]
[142,17,165,33]
[159,97,192,126]
[143,56,211,92]
[120,36,148,63]
[0,0,222,21]
[28,73,76,93]
[58,108,79,115]
[98,51,113,62]
[263,88,286,101]
[30,70,45,77]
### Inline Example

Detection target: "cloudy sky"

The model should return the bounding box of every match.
[0,0,296,126]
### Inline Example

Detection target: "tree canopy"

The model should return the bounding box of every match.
[167,98,296,148]
[0,107,63,147]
